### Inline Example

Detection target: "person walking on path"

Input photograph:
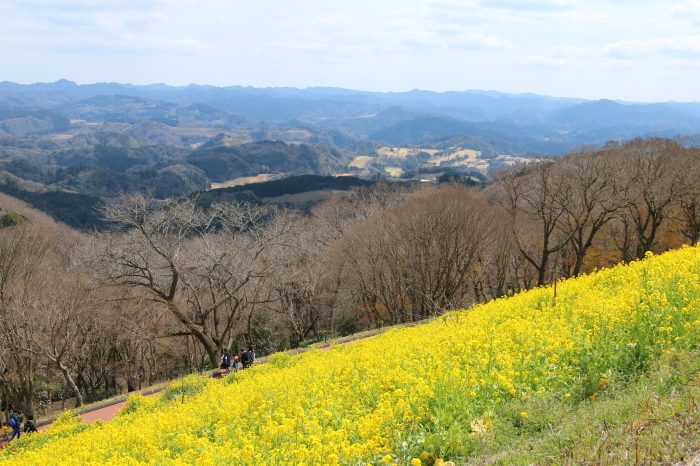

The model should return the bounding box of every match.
[241,346,255,369]
[8,411,21,441]
[23,415,37,433]
[220,348,232,374]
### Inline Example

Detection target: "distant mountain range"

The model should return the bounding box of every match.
[2,80,699,229]
[2,80,700,154]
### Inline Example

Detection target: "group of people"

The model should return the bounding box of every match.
[1,410,37,443]
[219,346,255,374]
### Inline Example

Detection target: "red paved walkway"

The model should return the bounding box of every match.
[79,400,128,423]
[1,398,137,448]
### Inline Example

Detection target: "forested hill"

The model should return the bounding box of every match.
[0,108,71,135]
[199,174,373,203]
[0,172,106,230]
[186,140,351,183]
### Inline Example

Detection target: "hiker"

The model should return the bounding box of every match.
[220,348,232,374]
[23,415,37,433]
[241,346,255,369]
[8,410,21,441]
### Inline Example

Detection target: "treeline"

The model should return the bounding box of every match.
[3,136,700,421]
[0,138,352,200]
[0,109,71,134]
[186,140,349,182]
[0,180,105,230]
[202,174,373,200]
[0,155,209,201]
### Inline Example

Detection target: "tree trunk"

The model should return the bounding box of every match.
[58,360,84,408]
[166,301,220,368]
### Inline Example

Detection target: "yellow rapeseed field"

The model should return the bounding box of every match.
[4,247,700,465]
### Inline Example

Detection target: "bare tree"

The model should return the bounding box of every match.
[612,138,696,258]
[471,212,522,302]
[670,145,700,246]
[495,160,574,287]
[340,185,496,324]
[93,193,295,367]
[340,211,409,325]
[0,224,54,417]
[557,148,627,275]
[266,217,331,346]
[31,272,98,407]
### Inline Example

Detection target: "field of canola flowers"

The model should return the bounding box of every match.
[4,247,700,465]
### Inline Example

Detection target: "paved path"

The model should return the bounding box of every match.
[79,400,128,423]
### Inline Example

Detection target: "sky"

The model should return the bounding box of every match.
[1,0,700,102]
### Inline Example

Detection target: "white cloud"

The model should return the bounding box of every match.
[672,0,700,20]
[5,0,162,10]
[34,11,168,34]
[547,45,584,58]
[0,0,195,57]
[1,0,169,35]
[261,12,511,57]
[604,35,700,59]
[477,0,575,12]
[517,43,592,67]
[520,55,568,66]
[46,36,201,55]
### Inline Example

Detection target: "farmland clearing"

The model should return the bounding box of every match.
[209,173,284,189]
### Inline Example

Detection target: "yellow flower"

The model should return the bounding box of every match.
[4,245,700,465]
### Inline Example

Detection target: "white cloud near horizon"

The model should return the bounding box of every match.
[477,0,575,12]
[604,35,700,59]
[2,0,700,101]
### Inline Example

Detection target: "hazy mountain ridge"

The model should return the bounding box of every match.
[3,80,698,154]
[0,80,699,203]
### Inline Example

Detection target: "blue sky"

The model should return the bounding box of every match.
[1,0,700,101]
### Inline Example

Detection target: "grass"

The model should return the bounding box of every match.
[457,349,700,465]
[349,155,376,168]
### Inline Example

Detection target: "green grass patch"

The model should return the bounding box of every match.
[440,349,700,465]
